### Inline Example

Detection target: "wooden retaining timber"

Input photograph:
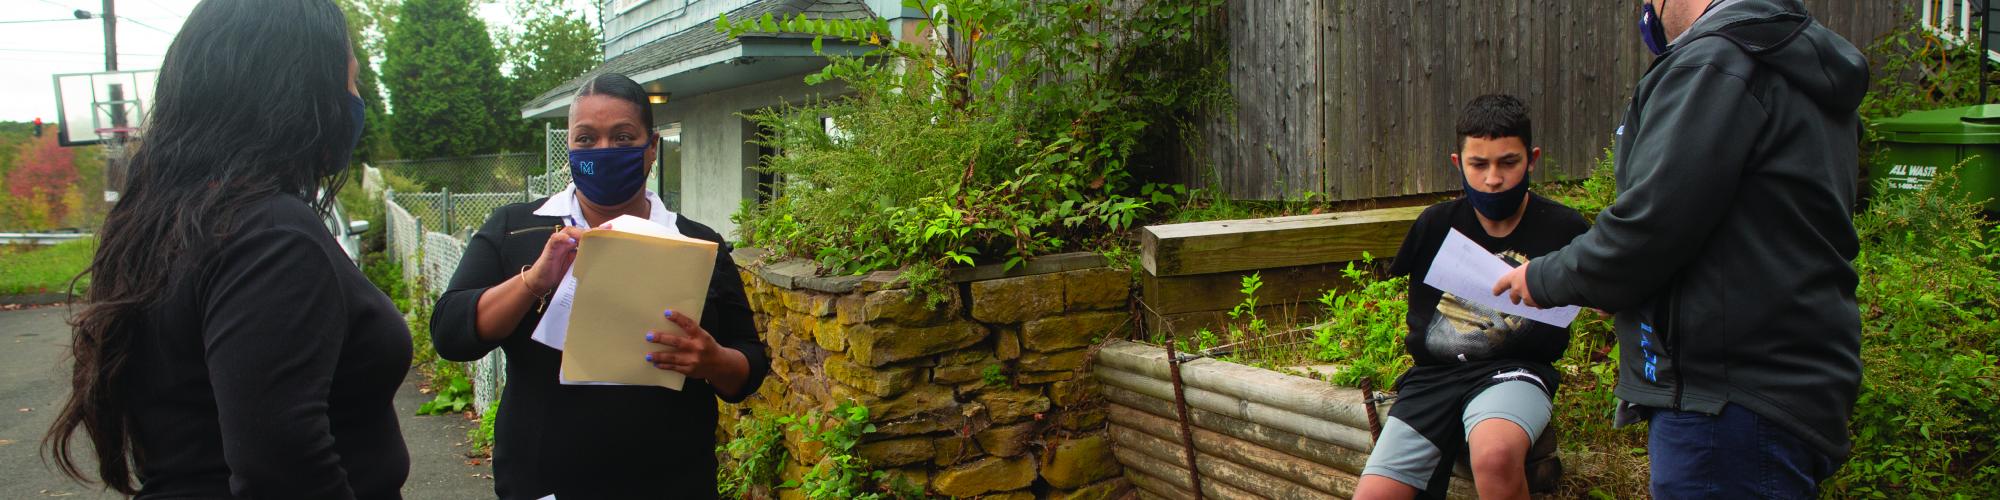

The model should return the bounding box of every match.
[1137,206,1423,335]
[1103,385,1371,478]
[1096,340,1476,500]
[1111,406,1354,497]
[1140,205,1425,278]
[1096,366,1376,453]
[1110,424,1334,499]
[1096,341,1379,445]
[1113,446,1262,499]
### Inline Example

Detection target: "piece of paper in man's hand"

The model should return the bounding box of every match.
[1421,228,1580,328]
[559,214,718,390]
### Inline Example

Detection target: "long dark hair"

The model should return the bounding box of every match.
[45,0,357,493]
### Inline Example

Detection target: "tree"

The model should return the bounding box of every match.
[6,135,79,227]
[496,0,602,152]
[382,0,511,159]
[338,0,396,163]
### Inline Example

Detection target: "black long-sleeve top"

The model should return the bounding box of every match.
[430,199,769,500]
[126,194,412,499]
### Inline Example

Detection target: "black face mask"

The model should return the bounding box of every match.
[1460,165,1531,221]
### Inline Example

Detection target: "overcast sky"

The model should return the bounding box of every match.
[0,0,579,124]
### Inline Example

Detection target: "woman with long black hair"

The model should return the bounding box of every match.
[430,72,768,499]
[44,0,410,497]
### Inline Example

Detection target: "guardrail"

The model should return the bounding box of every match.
[0,232,92,246]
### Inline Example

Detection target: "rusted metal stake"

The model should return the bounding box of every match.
[1159,315,1204,499]
[1361,376,1383,443]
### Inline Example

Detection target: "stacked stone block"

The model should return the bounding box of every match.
[727,253,1136,499]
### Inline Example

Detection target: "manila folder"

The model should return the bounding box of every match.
[561,217,718,389]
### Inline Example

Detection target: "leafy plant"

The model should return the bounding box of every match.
[779,401,904,500]
[416,363,474,415]
[468,395,500,452]
[404,298,474,416]
[1307,253,1411,386]
[980,364,1008,387]
[720,0,1229,298]
[718,411,789,499]
[1226,272,1267,342]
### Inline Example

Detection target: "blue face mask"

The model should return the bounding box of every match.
[1640,1,1670,56]
[1461,167,1531,221]
[334,93,365,170]
[568,144,650,206]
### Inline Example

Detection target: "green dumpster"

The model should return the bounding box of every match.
[1871,104,2000,212]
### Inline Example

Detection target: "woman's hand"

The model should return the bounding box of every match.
[644,309,750,397]
[472,224,596,343]
[522,226,593,295]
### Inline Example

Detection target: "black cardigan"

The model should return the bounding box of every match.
[430,199,769,500]
[127,195,411,499]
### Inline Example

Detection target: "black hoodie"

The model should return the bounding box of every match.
[1526,0,1867,460]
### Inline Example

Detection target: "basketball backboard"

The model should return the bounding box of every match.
[52,70,158,147]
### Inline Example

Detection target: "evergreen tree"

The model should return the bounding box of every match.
[498,0,603,152]
[382,0,511,159]
[336,0,397,162]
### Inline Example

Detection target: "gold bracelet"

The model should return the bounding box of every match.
[521,265,552,313]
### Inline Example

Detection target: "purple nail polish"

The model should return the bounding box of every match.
[645,333,655,342]
[663,309,674,318]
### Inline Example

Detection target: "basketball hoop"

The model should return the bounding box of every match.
[52,70,157,148]
[55,70,156,203]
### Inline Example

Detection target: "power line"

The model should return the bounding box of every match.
[0,47,165,57]
[137,0,185,20]
[116,15,174,35]
[31,0,83,10]
[0,18,89,24]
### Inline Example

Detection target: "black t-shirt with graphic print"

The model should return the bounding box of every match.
[1389,193,1590,367]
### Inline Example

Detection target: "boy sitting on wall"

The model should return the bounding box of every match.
[1355,94,1588,500]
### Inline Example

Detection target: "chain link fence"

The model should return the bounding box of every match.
[384,138,572,414]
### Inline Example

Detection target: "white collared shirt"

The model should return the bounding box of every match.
[531,183,680,233]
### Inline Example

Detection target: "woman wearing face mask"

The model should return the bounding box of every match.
[43,0,410,497]
[429,72,768,499]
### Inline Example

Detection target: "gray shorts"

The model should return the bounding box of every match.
[1361,380,1553,490]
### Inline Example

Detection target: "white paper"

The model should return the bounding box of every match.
[1421,228,1580,328]
[528,214,683,386]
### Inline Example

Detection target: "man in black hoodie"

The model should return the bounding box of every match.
[1490,0,1866,497]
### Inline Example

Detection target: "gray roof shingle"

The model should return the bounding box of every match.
[522,0,874,112]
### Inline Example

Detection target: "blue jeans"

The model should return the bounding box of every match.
[1648,402,1835,499]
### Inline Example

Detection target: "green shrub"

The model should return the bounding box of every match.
[1540,144,1618,223]
[1831,165,2000,497]
[721,0,1228,299]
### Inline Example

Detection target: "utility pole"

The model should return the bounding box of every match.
[102,0,117,71]
[102,0,125,203]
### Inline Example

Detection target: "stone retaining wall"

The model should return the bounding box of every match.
[726,250,1136,499]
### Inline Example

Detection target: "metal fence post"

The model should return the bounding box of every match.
[441,187,453,237]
